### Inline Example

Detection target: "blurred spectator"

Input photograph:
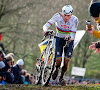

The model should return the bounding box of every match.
[4,55,14,83]
[0,50,4,61]
[12,59,24,84]
[6,53,14,59]
[20,69,27,84]
[86,2,100,53]
[96,81,100,84]
[0,61,7,77]
[24,74,31,84]
[6,53,14,67]
[30,74,34,84]
[4,55,13,71]
[71,79,76,84]
[1,75,7,85]
[21,69,27,77]
[0,61,7,84]
[0,61,5,69]
[0,61,11,84]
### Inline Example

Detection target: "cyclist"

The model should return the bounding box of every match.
[43,4,79,85]
[86,2,100,53]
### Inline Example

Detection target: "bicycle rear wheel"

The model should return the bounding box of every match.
[35,48,46,85]
[41,47,56,86]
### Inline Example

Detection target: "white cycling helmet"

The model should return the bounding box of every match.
[62,4,73,15]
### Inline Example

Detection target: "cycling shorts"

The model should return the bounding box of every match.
[55,37,74,59]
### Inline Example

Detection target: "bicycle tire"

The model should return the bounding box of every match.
[35,47,46,85]
[41,45,56,86]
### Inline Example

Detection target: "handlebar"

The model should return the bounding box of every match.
[45,30,55,36]
[42,30,71,48]
[42,30,70,42]
[42,30,55,41]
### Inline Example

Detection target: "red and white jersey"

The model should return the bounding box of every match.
[43,13,79,40]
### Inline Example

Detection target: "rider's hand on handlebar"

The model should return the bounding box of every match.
[43,31,48,36]
[65,35,71,42]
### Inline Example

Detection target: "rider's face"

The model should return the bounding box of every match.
[63,13,72,22]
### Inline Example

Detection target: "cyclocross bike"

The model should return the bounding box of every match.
[35,30,56,85]
[35,30,70,86]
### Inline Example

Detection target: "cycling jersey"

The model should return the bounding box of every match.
[43,13,79,40]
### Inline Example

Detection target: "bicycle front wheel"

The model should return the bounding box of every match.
[41,47,56,86]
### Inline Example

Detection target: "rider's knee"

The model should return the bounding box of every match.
[56,57,62,66]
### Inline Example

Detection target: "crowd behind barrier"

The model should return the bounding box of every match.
[0,50,35,85]
[49,76,100,85]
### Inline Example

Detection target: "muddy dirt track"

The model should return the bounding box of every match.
[0,84,100,90]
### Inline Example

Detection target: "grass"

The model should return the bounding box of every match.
[0,84,100,90]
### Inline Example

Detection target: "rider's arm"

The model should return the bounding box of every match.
[93,30,100,39]
[70,18,79,40]
[43,13,60,32]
